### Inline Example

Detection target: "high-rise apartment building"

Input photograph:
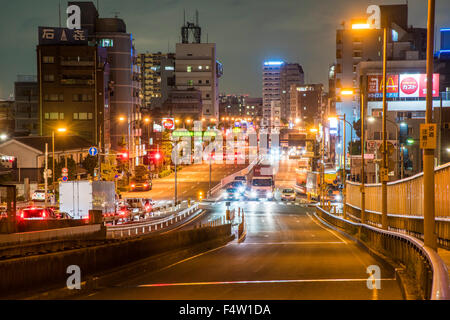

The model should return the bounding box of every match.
[137,52,175,110]
[262,61,283,128]
[280,63,304,123]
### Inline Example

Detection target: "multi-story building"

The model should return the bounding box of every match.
[0,99,14,138]
[137,52,175,110]
[270,101,281,129]
[163,88,203,120]
[69,1,144,165]
[14,75,38,136]
[262,61,283,128]
[280,63,304,123]
[175,43,222,121]
[334,4,428,168]
[36,32,110,148]
[290,84,323,128]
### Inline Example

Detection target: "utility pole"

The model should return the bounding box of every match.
[343,113,346,219]
[360,91,365,225]
[381,27,388,230]
[44,143,48,208]
[423,0,437,250]
[52,131,55,190]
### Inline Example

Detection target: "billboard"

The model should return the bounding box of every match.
[399,74,439,98]
[367,74,399,98]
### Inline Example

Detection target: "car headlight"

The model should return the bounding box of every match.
[335,195,342,201]
[266,191,273,198]
[238,187,245,193]
[251,191,257,198]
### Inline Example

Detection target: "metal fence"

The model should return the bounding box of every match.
[346,162,450,217]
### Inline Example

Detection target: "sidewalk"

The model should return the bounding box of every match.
[437,248,450,278]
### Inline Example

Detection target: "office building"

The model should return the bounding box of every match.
[163,88,203,120]
[36,30,110,148]
[14,76,38,136]
[69,1,144,164]
[290,84,324,128]
[0,100,14,137]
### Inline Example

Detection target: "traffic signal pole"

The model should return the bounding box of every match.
[424,0,437,250]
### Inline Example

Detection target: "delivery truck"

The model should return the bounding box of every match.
[59,180,116,219]
[246,164,275,200]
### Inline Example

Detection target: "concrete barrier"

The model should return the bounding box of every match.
[0,224,105,247]
[0,219,90,234]
[0,224,232,298]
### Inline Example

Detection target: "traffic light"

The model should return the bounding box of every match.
[120,151,129,160]
[406,138,414,146]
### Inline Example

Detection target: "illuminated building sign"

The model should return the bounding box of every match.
[367,73,439,99]
[38,27,88,45]
[399,74,439,98]
[367,74,399,98]
[99,39,114,47]
[264,61,284,66]
[172,131,217,137]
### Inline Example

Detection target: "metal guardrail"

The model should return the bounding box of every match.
[107,203,200,238]
[316,205,450,300]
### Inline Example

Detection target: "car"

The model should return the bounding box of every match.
[17,207,56,220]
[281,188,296,201]
[234,175,247,183]
[224,187,243,200]
[227,181,246,194]
[129,180,152,192]
[31,189,55,203]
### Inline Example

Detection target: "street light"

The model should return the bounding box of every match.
[51,127,67,189]
[0,134,7,141]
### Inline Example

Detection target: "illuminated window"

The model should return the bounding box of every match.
[187,66,192,72]
[42,56,54,63]
[187,80,193,86]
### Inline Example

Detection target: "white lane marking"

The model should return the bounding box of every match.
[234,241,345,245]
[138,278,396,288]
[151,243,231,274]
[306,213,348,244]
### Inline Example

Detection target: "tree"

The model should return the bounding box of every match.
[81,155,98,177]
[349,140,361,155]
[353,119,361,139]
[161,130,173,165]
[134,165,149,180]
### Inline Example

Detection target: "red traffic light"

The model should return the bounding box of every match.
[154,152,161,160]
[120,152,129,159]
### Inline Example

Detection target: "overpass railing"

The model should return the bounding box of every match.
[316,206,450,300]
[346,162,450,217]
[345,162,450,247]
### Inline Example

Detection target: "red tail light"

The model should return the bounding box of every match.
[20,212,24,219]
[42,211,46,218]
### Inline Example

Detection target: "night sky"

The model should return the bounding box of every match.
[1,0,450,99]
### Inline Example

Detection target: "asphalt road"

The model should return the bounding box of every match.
[78,158,404,300]
[121,162,247,201]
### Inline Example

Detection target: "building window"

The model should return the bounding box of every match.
[198,66,203,70]
[206,94,210,98]
[206,80,210,84]
[44,74,55,82]
[44,94,63,102]
[42,56,54,63]
[187,80,194,86]
[45,112,63,120]
[187,66,192,72]
[206,66,210,70]
[73,113,78,120]
[59,113,64,120]
[199,80,202,84]
[73,94,93,102]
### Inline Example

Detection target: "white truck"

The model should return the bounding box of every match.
[59,180,116,219]
[247,164,275,200]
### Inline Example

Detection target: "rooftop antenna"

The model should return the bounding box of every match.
[58,0,61,27]
[113,11,120,18]
[196,10,199,26]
